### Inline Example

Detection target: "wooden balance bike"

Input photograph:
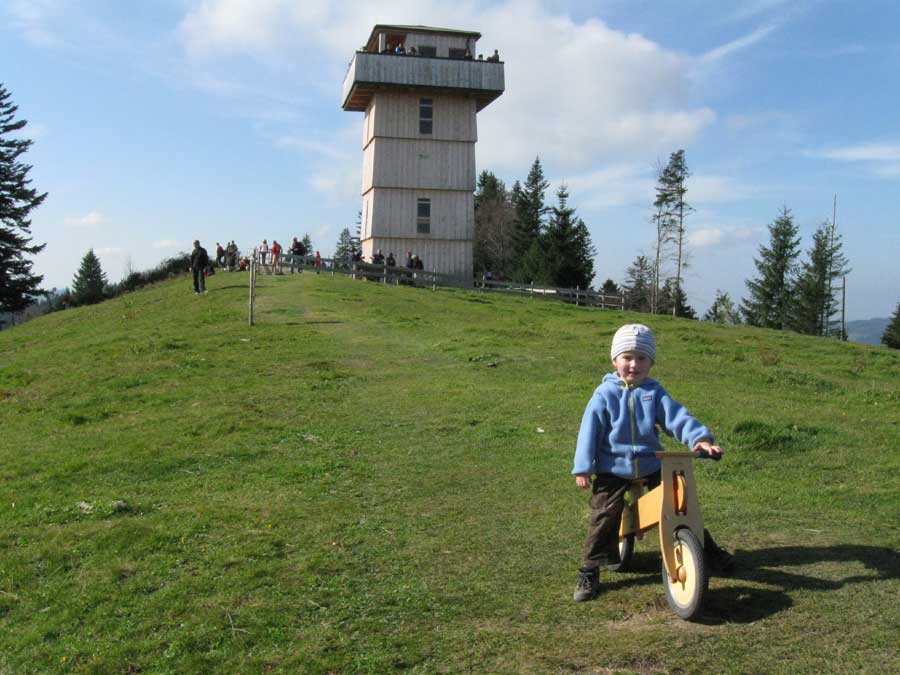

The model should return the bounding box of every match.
[607,449,719,620]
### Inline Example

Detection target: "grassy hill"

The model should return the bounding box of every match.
[1,271,898,674]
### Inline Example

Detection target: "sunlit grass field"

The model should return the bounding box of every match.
[1,270,898,673]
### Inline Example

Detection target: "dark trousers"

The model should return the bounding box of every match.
[192,269,206,293]
[581,473,630,569]
[581,471,661,569]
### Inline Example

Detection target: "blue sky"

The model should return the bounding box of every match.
[2,0,898,320]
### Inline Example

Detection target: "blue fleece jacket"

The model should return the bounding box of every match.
[572,373,714,479]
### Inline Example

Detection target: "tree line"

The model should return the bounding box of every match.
[3,80,899,348]
[474,157,596,290]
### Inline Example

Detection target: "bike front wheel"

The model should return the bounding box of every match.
[662,527,708,620]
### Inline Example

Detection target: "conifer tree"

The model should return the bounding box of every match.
[601,278,619,295]
[71,249,108,306]
[790,220,850,336]
[657,278,697,319]
[511,157,549,279]
[656,150,692,317]
[882,302,900,349]
[301,234,313,254]
[623,255,653,312]
[704,289,741,324]
[741,206,801,329]
[540,184,595,289]
[0,83,47,314]
[650,158,677,314]
[333,227,353,261]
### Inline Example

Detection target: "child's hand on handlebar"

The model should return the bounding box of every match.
[693,439,723,458]
[575,473,592,489]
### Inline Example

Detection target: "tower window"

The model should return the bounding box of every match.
[417,198,431,234]
[419,98,433,135]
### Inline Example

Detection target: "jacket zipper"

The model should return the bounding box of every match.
[627,384,639,478]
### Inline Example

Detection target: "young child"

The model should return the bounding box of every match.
[572,323,734,601]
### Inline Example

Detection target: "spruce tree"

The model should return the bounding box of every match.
[0,83,47,314]
[333,227,353,261]
[540,185,595,289]
[601,278,619,295]
[301,234,313,254]
[790,221,850,336]
[623,255,653,312]
[511,157,549,280]
[71,249,108,306]
[882,302,900,349]
[741,206,801,329]
[704,289,741,324]
[657,278,697,319]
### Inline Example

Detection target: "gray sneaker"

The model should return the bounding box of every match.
[573,566,600,601]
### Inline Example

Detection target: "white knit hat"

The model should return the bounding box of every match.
[610,323,656,362]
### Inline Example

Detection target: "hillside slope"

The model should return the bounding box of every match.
[1,272,898,673]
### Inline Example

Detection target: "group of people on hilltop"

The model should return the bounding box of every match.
[214,241,248,272]
[348,248,424,271]
[259,237,322,274]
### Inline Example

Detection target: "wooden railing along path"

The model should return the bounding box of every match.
[248,252,624,325]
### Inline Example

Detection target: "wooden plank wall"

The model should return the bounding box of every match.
[365,93,477,144]
[363,139,475,192]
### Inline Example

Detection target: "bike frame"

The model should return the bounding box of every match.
[618,451,705,584]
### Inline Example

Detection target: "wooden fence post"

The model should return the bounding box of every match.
[248,249,256,326]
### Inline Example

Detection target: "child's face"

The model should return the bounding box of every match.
[613,351,653,386]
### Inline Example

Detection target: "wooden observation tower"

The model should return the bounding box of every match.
[342,25,505,282]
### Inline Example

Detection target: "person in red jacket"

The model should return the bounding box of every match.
[270,240,282,274]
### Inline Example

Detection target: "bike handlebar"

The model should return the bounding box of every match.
[630,449,721,461]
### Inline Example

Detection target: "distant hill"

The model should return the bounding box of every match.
[845,317,889,345]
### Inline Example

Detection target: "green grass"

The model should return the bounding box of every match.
[1,271,898,674]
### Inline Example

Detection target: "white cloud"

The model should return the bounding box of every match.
[698,24,776,66]
[63,210,105,227]
[689,174,761,204]
[275,135,351,161]
[178,0,331,56]
[688,224,759,249]
[310,163,361,203]
[818,143,900,162]
[152,239,180,249]
[95,246,124,255]
[6,0,59,45]
[176,1,717,169]
[473,4,717,168]
[815,142,900,180]
[563,163,655,209]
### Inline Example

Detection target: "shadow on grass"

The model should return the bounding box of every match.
[604,545,899,624]
[208,284,248,292]
[701,544,900,624]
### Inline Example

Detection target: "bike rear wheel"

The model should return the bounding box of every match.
[606,534,635,572]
